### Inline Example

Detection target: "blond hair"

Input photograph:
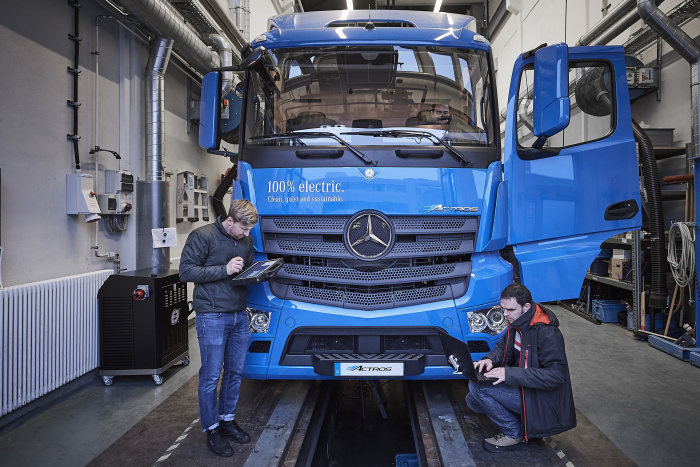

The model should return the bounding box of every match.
[227,199,258,227]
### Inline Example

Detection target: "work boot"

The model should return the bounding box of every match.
[482,432,524,452]
[220,420,251,444]
[206,427,233,457]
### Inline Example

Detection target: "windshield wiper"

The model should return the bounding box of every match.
[342,130,472,167]
[251,132,376,166]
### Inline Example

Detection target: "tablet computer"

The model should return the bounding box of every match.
[230,258,283,285]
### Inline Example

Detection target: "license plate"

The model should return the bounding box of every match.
[334,362,404,376]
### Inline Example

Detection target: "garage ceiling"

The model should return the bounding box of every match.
[294,0,488,32]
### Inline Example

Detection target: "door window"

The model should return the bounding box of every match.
[516,62,614,149]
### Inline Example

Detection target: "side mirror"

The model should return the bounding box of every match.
[199,71,222,150]
[532,43,569,146]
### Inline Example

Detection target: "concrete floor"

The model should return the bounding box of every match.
[0,305,699,466]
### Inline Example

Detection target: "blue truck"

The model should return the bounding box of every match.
[197,10,641,380]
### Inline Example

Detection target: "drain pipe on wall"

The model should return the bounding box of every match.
[637,0,700,336]
[136,37,173,271]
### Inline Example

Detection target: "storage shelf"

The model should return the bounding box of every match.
[653,146,686,160]
[601,237,634,247]
[585,273,635,291]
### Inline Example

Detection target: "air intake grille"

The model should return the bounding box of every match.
[263,215,477,310]
[249,341,271,353]
[467,340,491,353]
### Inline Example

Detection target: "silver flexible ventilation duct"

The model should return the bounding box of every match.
[137,37,173,271]
[206,33,234,96]
[117,0,217,74]
[146,37,172,181]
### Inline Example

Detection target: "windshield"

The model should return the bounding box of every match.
[244,46,494,147]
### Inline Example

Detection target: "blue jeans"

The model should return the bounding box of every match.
[466,380,523,438]
[195,312,250,431]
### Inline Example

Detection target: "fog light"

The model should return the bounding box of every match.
[247,308,271,333]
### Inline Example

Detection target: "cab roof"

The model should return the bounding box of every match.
[251,10,489,52]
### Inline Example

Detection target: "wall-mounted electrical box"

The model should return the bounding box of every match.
[176,171,209,223]
[66,172,101,216]
[100,170,133,214]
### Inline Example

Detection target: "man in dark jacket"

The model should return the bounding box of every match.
[467,283,576,452]
[179,199,258,457]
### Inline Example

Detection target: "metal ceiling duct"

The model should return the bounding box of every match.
[116,0,217,74]
[637,0,700,160]
[577,0,639,46]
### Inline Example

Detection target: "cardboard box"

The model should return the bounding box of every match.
[610,258,627,280]
[612,249,631,260]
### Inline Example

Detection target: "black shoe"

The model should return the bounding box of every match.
[220,420,251,444]
[207,427,233,457]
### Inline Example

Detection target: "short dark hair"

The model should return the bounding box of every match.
[501,283,533,308]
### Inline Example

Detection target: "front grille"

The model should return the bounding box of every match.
[263,215,477,310]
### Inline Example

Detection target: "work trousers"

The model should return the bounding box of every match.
[195,311,250,431]
[466,380,523,438]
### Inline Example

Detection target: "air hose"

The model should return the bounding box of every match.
[212,164,238,218]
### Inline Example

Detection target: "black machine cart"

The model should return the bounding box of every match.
[98,269,189,385]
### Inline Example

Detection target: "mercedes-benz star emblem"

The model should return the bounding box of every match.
[345,210,394,260]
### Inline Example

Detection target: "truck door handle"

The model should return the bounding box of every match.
[604,199,639,220]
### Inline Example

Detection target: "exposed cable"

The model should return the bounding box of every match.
[667,221,695,288]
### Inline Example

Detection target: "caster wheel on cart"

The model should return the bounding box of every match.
[182,356,190,366]
[153,375,164,385]
[102,376,114,386]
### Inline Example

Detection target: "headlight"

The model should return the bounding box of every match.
[247,307,271,333]
[468,311,488,333]
[486,307,507,334]
[467,306,506,335]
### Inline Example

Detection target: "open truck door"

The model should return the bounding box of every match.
[503,44,641,302]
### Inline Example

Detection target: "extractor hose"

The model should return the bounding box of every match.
[633,119,668,308]
[212,164,238,218]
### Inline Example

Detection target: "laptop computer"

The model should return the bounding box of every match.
[440,333,498,383]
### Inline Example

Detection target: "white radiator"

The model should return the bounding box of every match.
[0,269,113,416]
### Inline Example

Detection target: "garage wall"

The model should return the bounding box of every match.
[489,0,700,148]
[0,0,274,287]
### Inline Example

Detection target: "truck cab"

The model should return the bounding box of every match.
[198,10,641,379]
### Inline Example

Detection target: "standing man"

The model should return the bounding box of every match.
[467,283,576,452]
[179,199,258,457]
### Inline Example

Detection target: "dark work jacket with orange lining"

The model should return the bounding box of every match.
[485,304,576,440]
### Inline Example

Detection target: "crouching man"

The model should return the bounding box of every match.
[467,283,576,452]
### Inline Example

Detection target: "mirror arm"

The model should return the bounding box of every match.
[532,136,547,149]
[522,43,547,60]
[212,65,244,72]
[207,148,238,162]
